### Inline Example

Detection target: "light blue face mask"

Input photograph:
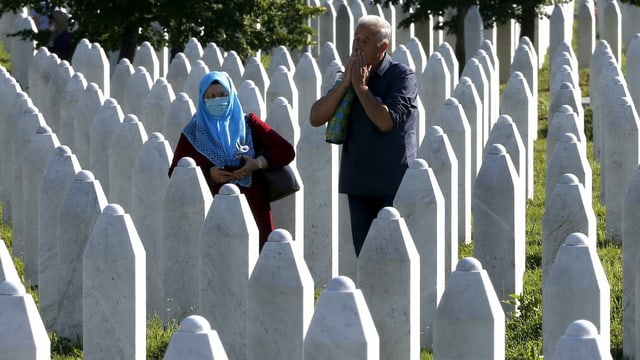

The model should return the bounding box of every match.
[204,97,230,117]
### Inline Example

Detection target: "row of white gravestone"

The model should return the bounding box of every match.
[0,184,612,360]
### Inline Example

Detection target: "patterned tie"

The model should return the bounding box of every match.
[325,86,355,144]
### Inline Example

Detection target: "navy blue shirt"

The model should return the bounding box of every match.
[338,54,418,196]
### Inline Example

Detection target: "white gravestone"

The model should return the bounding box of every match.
[304,276,379,360]
[433,257,505,360]
[89,98,124,196]
[56,170,108,341]
[452,77,482,177]
[133,41,160,82]
[545,132,592,206]
[542,232,610,359]
[73,82,105,168]
[124,66,153,119]
[393,158,445,348]
[220,51,245,88]
[37,145,81,330]
[110,58,134,106]
[165,52,191,95]
[22,125,60,286]
[199,184,258,360]
[109,114,149,212]
[473,144,525,315]
[162,92,195,152]
[247,229,314,360]
[242,56,270,103]
[163,157,212,322]
[551,320,613,360]
[623,164,640,359]
[59,72,87,149]
[421,51,450,133]
[0,280,50,360]
[83,204,146,360]
[143,77,176,135]
[542,174,597,285]
[433,98,471,245]
[164,315,229,360]
[131,132,173,318]
[357,207,420,360]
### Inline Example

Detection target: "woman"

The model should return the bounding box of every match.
[169,71,295,250]
[47,9,72,61]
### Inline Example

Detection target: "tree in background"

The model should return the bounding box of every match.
[0,0,324,62]
[374,0,562,67]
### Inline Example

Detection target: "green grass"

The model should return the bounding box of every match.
[0,35,625,359]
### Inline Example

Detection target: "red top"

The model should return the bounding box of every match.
[169,112,295,249]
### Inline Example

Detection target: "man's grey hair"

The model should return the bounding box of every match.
[356,15,391,46]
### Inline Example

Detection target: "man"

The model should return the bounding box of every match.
[309,15,418,256]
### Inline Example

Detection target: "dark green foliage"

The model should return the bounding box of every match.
[0,0,325,62]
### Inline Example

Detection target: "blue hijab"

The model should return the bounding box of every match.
[183,71,255,187]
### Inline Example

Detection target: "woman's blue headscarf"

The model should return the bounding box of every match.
[182,71,255,187]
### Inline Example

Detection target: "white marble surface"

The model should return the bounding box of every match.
[357,207,420,360]
[542,174,596,285]
[123,66,153,118]
[551,320,612,360]
[500,72,534,199]
[419,126,458,276]
[56,170,108,340]
[484,115,525,203]
[142,77,175,135]
[58,72,87,149]
[546,132,592,206]
[109,58,134,107]
[89,98,124,196]
[37,145,81,330]
[542,233,610,358]
[433,97,471,246]
[164,315,229,360]
[304,276,379,360]
[623,165,640,358]
[473,144,525,315]
[86,43,110,98]
[109,114,148,212]
[0,280,50,359]
[393,158,445,348]
[133,41,160,82]
[421,52,450,134]
[452,77,482,178]
[433,257,505,359]
[131,132,172,318]
[22,125,60,286]
[162,157,212,322]
[247,229,314,360]
[83,204,146,360]
[165,53,190,95]
[199,184,258,360]
[73,82,104,167]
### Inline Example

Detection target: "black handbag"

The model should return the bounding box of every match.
[262,164,300,202]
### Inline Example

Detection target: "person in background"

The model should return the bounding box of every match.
[169,71,295,250]
[47,9,72,61]
[309,15,418,257]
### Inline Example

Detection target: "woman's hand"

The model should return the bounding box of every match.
[231,155,267,179]
[209,166,236,184]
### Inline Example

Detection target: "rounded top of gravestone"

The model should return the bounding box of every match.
[467,57,480,66]
[72,72,86,81]
[135,66,148,74]
[408,158,428,170]
[496,115,513,125]
[511,71,524,80]
[560,133,578,143]
[145,133,163,143]
[377,206,400,220]
[456,257,482,272]
[564,319,598,338]
[118,58,132,66]
[175,92,189,101]
[443,97,459,106]
[86,82,100,91]
[487,143,506,156]
[123,114,139,124]
[558,105,574,114]
[268,228,292,243]
[103,98,118,107]
[560,173,580,185]
[459,76,472,85]
[103,204,124,216]
[427,126,444,136]
[0,280,26,295]
[75,170,95,182]
[55,145,72,156]
[327,275,356,292]
[565,232,589,246]
[559,82,574,90]
[36,125,52,135]
[177,157,196,168]
[179,315,211,333]
[273,97,289,107]
[429,51,443,61]
[219,183,240,195]
[16,91,28,101]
